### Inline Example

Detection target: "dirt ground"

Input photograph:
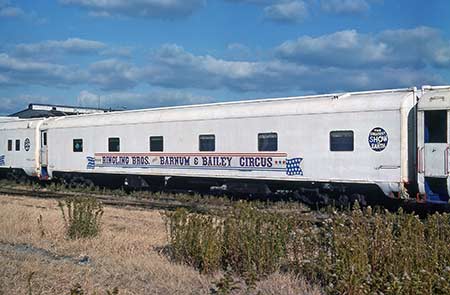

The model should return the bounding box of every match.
[0,194,321,295]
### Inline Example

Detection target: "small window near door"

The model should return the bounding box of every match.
[258,133,278,151]
[7,140,12,151]
[43,132,47,146]
[330,131,354,151]
[15,139,20,151]
[150,136,164,152]
[73,139,83,152]
[425,110,447,143]
[108,137,120,152]
[199,135,215,151]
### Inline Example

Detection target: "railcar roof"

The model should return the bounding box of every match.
[44,87,416,129]
[0,117,44,129]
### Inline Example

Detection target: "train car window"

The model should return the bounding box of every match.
[108,137,120,152]
[15,139,20,151]
[199,135,215,151]
[73,139,83,152]
[7,140,12,151]
[150,136,164,152]
[330,131,354,151]
[424,110,447,143]
[258,133,278,151]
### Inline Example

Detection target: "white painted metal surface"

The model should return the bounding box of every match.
[0,118,43,176]
[40,88,417,196]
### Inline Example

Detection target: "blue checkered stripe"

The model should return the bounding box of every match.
[86,156,96,169]
[286,157,303,175]
[0,155,5,166]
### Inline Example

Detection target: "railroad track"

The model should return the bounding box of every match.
[0,186,317,219]
[0,186,218,213]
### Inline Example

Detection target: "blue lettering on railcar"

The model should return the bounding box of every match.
[160,156,191,166]
[239,157,273,168]
[0,155,5,166]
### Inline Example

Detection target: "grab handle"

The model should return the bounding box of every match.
[417,147,425,174]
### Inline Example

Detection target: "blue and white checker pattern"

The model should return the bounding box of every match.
[286,157,303,175]
[86,156,95,169]
[0,155,5,166]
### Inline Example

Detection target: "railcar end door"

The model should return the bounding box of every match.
[40,131,48,179]
[418,87,450,204]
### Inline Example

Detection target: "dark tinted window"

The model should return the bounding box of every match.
[425,110,447,143]
[108,137,120,152]
[7,140,12,151]
[199,135,215,151]
[43,132,47,146]
[150,136,164,152]
[15,139,20,151]
[73,139,83,152]
[330,131,354,151]
[258,133,278,151]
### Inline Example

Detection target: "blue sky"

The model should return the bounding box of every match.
[0,0,449,114]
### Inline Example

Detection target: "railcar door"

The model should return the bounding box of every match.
[40,130,48,179]
[417,87,450,204]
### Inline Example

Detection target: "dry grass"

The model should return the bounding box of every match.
[0,194,321,295]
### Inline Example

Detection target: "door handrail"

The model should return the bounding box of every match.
[445,145,450,176]
[417,146,425,174]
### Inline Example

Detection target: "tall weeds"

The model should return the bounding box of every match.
[165,202,450,294]
[59,196,104,239]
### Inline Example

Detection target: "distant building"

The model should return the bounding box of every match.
[9,103,117,119]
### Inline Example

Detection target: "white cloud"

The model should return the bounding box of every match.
[88,59,140,90]
[276,29,388,67]
[77,89,212,109]
[0,53,88,86]
[60,0,205,19]
[276,27,450,69]
[0,94,49,115]
[321,0,370,14]
[0,5,24,17]
[140,43,441,93]
[264,1,308,23]
[0,26,447,101]
[15,38,107,57]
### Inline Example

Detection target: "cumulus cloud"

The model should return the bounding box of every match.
[0,26,447,102]
[321,0,370,14]
[77,89,212,109]
[88,59,140,90]
[14,38,107,57]
[0,94,49,115]
[0,6,24,17]
[60,0,205,19]
[276,27,450,69]
[263,1,308,23]
[139,43,441,93]
[0,53,88,86]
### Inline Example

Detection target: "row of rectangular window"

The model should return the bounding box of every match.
[72,131,354,153]
[7,139,21,151]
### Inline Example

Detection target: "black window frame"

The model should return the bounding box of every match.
[7,140,12,151]
[15,139,20,151]
[150,136,164,152]
[199,134,215,152]
[108,137,120,152]
[73,139,83,153]
[258,132,278,152]
[330,130,354,152]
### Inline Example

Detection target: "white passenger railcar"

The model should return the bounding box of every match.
[1,86,450,205]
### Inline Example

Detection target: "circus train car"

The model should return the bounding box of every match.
[1,86,450,205]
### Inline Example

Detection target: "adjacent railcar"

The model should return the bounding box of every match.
[0,117,44,180]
